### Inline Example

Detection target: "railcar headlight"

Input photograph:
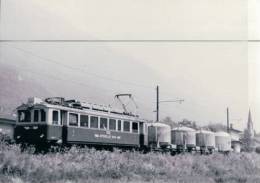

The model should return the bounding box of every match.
[16,136,21,139]
[40,134,44,138]
[56,139,62,144]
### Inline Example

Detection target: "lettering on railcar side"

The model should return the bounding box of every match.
[94,133,121,139]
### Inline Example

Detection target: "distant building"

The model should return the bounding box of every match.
[242,109,256,151]
[0,117,16,141]
[229,124,243,141]
[247,110,255,138]
[229,124,243,153]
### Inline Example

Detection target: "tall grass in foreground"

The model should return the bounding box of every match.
[0,142,259,183]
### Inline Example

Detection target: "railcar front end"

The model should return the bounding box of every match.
[15,104,63,149]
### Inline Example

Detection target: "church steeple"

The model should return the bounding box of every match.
[247,109,254,138]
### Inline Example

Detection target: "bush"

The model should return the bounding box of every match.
[0,143,259,183]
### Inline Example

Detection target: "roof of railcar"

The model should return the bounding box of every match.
[16,102,147,122]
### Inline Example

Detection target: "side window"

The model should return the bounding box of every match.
[34,110,39,122]
[69,113,78,126]
[109,119,116,130]
[100,118,108,129]
[52,110,59,125]
[139,122,144,134]
[40,109,46,122]
[132,122,138,133]
[18,110,31,122]
[80,115,89,127]
[117,120,121,131]
[123,121,130,132]
[90,116,99,128]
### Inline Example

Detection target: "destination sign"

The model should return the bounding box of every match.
[94,133,121,139]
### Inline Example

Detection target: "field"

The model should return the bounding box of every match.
[0,142,260,183]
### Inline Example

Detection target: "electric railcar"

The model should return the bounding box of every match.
[14,97,234,153]
[14,97,149,150]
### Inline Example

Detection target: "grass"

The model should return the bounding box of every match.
[0,142,259,183]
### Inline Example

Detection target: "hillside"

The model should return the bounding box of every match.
[0,63,50,118]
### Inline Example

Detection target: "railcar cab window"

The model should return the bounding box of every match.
[80,115,88,127]
[34,110,39,122]
[117,120,122,131]
[100,118,108,130]
[40,109,46,122]
[109,119,116,130]
[69,113,78,126]
[18,110,31,122]
[52,110,59,125]
[123,121,130,132]
[132,122,138,133]
[90,116,98,128]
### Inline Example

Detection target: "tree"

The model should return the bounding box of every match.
[205,123,227,132]
[178,119,197,129]
[242,129,255,152]
[162,116,177,128]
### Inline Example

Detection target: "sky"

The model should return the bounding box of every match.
[0,0,259,132]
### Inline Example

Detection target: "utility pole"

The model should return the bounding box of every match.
[155,85,184,122]
[227,107,230,133]
[156,85,159,122]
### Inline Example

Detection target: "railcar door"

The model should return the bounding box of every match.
[61,110,68,144]
[139,122,144,146]
[139,122,148,147]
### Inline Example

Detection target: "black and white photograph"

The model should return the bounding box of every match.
[0,1,260,183]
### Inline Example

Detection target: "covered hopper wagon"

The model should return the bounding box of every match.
[171,126,196,152]
[196,130,216,154]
